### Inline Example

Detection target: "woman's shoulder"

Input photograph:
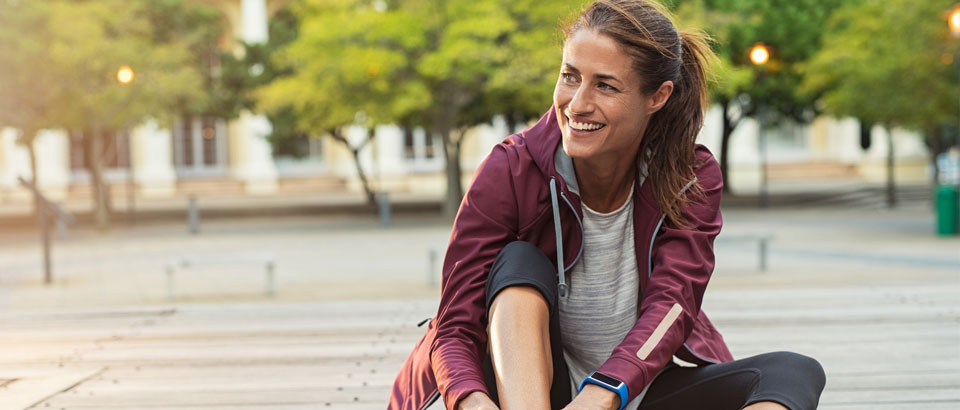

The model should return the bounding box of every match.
[693,144,722,191]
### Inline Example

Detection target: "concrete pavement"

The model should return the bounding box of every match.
[0,205,956,310]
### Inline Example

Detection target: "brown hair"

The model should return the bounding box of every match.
[565,0,715,228]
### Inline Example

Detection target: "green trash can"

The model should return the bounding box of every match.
[936,184,959,236]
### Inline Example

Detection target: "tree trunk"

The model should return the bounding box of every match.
[719,99,738,193]
[441,127,463,217]
[885,126,897,208]
[926,126,943,186]
[329,129,376,207]
[85,128,111,230]
[24,129,39,219]
[350,147,376,206]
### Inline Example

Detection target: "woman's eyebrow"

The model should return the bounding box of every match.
[564,63,622,85]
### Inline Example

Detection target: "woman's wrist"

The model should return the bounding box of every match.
[570,384,621,410]
[458,391,499,410]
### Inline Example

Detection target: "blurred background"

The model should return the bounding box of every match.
[0,0,958,409]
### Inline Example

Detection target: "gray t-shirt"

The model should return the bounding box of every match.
[559,191,648,409]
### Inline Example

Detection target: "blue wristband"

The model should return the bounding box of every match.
[578,371,628,410]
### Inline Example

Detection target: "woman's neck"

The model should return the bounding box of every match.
[573,156,636,213]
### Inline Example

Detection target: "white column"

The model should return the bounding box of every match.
[131,120,176,197]
[242,0,269,44]
[374,125,404,178]
[231,0,278,194]
[231,113,278,194]
[33,130,70,199]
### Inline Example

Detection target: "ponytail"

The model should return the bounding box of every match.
[641,30,714,229]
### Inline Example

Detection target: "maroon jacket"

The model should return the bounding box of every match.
[388,109,734,410]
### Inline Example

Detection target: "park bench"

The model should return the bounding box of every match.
[164,252,276,300]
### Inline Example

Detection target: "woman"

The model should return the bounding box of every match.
[389,1,825,409]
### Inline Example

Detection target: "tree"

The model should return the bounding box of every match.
[258,0,429,206]
[260,0,581,215]
[0,0,213,229]
[803,0,958,206]
[672,0,847,193]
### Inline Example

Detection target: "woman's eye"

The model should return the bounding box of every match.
[561,72,577,83]
[598,82,617,91]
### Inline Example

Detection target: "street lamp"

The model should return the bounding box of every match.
[750,43,770,208]
[117,65,134,84]
[749,42,770,66]
[116,65,135,222]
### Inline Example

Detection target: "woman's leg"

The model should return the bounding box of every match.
[639,351,825,410]
[482,241,571,410]
[488,286,553,410]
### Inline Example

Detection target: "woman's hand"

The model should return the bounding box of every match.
[458,391,500,410]
[562,384,620,410]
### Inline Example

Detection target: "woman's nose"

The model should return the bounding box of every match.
[568,86,593,114]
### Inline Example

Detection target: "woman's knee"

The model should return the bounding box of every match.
[486,241,559,312]
[489,286,550,319]
[756,351,826,388]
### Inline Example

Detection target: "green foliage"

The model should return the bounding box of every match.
[0,0,58,141]
[673,0,848,122]
[0,0,212,135]
[803,0,958,131]
[258,0,581,134]
[258,0,429,133]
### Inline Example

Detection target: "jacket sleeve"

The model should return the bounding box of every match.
[597,151,723,401]
[431,145,520,410]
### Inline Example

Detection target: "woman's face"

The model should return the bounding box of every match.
[553,29,670,164]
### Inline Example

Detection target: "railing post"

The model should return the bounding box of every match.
[188,196,200,235]
[377,192,391,227]
[40,197,52,285]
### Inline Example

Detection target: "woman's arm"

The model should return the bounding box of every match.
[431,145,521,410]
[592,150,724,403]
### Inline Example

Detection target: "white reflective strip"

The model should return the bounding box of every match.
[637,303,683,360]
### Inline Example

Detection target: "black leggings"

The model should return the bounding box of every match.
[482,241,826,410]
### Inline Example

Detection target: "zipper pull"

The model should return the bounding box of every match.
[550,178,568,300]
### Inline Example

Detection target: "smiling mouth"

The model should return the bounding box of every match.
[566,115,606,132]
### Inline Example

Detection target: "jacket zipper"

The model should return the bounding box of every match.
[549,177,585,299]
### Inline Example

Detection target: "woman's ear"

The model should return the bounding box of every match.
[647,81,674,114]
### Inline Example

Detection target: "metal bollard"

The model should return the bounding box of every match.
[759,238,768,272]
[265,260,276,297]
[188,196,200,235]
[165,263,175,301]
[377,192,391,227]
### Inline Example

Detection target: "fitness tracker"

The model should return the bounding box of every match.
[578,371,629,410]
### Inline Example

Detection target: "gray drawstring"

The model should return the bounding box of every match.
[549,178,568,299]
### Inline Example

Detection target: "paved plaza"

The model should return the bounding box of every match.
[0,205,957,409]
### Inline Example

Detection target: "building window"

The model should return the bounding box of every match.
[69,130,130,171]
[403,126,439,161]
[173,116,228,176]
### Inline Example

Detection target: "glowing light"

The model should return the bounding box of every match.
[117,66,134,84]
[749,43,769,66]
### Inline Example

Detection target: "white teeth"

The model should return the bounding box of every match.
[569,120,604,131]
